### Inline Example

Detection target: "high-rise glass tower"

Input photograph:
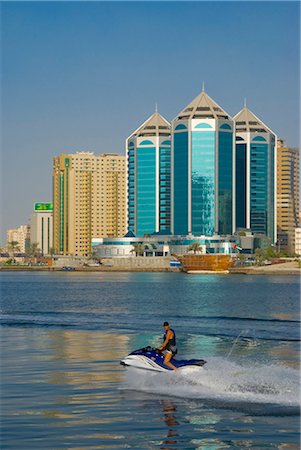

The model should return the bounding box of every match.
[234,106,277,242]
[171,89,235,236]
[126,112,171,236]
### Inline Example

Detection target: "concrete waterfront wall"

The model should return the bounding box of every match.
[101,256,177,270]
[53,256,85,267]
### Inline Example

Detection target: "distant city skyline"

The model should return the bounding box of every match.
[2,1,300,244]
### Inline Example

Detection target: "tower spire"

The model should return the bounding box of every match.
[244,97,247,108]
[155,102,158,113]
[202,80,205,92]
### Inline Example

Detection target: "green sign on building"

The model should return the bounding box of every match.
[34,203,53,211]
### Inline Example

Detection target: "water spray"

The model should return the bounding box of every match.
[226,330,245,359]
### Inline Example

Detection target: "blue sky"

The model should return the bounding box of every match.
[1,1,300,244]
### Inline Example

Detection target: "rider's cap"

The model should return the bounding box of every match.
[163,321,169,326]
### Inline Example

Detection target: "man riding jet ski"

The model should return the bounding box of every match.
[158,321,178,370]
[120,322,206,373]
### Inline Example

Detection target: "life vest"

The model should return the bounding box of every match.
[163,328,176,347]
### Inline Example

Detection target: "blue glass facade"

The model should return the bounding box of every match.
[234,135,275,241]
[191,130,215,235]
[126,112,171,237]
[234,106,276,242]
[173,131,189,235]
[137,146,156,236]
[235,143,247,228]
[218,130,233,234]
[127,137,171,236]
[250,138,269,235]
[173,123,234,236]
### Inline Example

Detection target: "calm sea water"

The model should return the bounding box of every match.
[1,272,300,449]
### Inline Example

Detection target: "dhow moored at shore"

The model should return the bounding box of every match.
[176,254,234,273]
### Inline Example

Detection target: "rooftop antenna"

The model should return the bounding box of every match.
[202,80,205,92]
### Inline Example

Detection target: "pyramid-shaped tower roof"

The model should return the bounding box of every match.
[129,112,170,139]
[175,90,231,121]
[234,107,274,134]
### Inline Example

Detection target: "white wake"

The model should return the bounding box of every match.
[122,357,300,411]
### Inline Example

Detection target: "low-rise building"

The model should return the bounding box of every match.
[6,225,30,253]
[92,234,238,258]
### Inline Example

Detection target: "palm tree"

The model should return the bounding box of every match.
[7,241,20,255]
[7,241,20,264]
[236,252,246,262]
[130,243,145,257]
[25,242,42,264]
[187,242,203,254]
[254,248,265,265]
[27,242,42,257]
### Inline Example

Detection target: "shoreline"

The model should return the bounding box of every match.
[0,266,177,273]
[1,263,300,275]
[229,269,300,276]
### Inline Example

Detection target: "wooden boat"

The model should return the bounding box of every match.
[176,254,234,273]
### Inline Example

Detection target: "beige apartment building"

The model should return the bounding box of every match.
[53,152,126,256]
[6,224,30,253]
[276,139,300,253]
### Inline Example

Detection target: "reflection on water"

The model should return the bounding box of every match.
[46,330,129,388]
[2,325,300,449]
[161,399,179,449]
[47,329,130,363]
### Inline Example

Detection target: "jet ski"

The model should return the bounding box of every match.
[120,346,206,373]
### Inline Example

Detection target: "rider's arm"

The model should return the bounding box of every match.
[158,330,173,351]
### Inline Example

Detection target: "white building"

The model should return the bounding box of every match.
[31,203,53,255]
[92,234,237,258]
[295,228,301,256]
[7,224,30,253]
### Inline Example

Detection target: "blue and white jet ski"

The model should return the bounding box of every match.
[120,346,206,373]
